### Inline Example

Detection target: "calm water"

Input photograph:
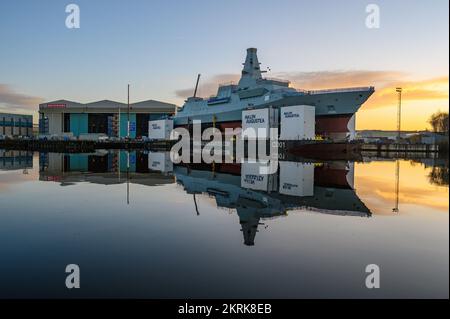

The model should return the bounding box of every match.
[0,150,448,298]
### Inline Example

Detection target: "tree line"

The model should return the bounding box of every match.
[428,111,449,133]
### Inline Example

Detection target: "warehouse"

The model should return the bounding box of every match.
[0,112,33,137]
[39,99,177,138]
[0,150,33,170]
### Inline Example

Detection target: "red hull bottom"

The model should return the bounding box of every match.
[175,114,353,139]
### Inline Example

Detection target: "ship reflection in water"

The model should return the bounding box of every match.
[39,151,371,246]
[175,161,370,246]
[0,150,448,298]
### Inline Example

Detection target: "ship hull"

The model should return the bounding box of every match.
[175,113,355,140]
[174,88,374,140]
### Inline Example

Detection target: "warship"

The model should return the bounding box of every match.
[174,48,375,141]
[175,160,371,246]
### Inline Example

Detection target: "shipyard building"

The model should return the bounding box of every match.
[39,99,177,138]
[0,113,33,137]
[0,150,33,170]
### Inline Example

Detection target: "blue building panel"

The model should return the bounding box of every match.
[119,151,136,172]
[70,114,88,137]
[119,113,136,138]
[1,113,33,136]
[69,154,89,171]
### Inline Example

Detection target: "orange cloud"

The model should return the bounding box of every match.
[175,74,240,99]
[175,71,448,109]
[363,76,449,110]
[0,84,44,113]
[279,70,405,90]
[283,71,448,111]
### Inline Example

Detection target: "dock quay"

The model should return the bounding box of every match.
[0,139,175,153]
[0,139,442,158]
[360,143,439,153]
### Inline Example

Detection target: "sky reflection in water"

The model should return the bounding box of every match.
[0,150,448,298]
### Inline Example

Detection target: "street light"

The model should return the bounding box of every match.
[396,87,402,142]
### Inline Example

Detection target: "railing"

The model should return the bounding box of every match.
[260,77,290,85]
[218,81,236,87]
[306,86,374,94]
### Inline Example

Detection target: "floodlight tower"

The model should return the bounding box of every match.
[396,87,402,141]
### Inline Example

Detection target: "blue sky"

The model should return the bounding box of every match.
[0,0,448,129]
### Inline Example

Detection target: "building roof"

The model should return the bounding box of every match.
[0,112,33,118]
[39,99,177,112]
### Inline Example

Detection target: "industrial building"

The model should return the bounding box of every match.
[39,151,173,187]
[39,99,177,138]
[0,150,33,170]
[0,112,33,137]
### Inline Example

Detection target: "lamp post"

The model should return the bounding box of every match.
[393,87,402,213]
[396,87,402,142]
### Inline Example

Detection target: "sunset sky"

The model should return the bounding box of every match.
[0,0,448,130]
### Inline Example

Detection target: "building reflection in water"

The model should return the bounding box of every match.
[0,150,33,171]
[42,150,446,247]
[38,150,375,245]
[39,151,173,187]
[33,150,450,245]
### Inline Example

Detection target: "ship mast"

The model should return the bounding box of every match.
[238,48,263,88]
[193,74,201,98]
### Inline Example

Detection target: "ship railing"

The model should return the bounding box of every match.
[306,86,374,94]
[218,81,236,87]
[261,77,291,84]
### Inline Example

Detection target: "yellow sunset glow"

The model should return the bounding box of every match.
[357,76,449,130]
[355,160,449,214]
[289,74,449,131]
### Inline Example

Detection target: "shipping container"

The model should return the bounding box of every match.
[279,105,315,140]
[241,161,278,192]
[148,152,173,173]
[241,107,278,139]
[279,161,314,197]
[148,119,173,140]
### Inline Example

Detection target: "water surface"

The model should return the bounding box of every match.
[0,150,448,298]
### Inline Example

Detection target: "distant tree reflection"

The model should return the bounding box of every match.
[429,165,449,186]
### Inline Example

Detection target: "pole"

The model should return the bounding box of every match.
[127,151,130,205]
[127,84,130,139]
[392,159,400,213]
[193,194,199,216]
[118,106,121,138]
[193,74,201,98]
[393,87,402,213]
[118,150,121,181]
[396,87,402,141]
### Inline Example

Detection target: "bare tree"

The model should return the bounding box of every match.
[428,111,449,133]
[429,165,449,186]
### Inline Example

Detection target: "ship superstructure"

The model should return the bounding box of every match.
[174,48,375,140]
